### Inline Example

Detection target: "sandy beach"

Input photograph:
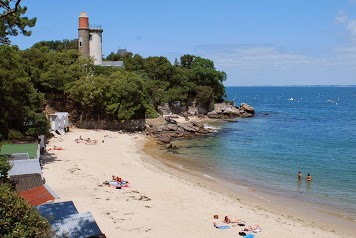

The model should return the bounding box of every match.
[42,128,354,238]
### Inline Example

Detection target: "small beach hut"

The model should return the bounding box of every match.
[37,201,79,222]
[10,173,43,192]
[37,201,106,238]
[50,212,105,238]
[54,112,70,132]
[49,114,60,131]
[19,184,59,206]
[8,159,43,178]
[1,143,40,160]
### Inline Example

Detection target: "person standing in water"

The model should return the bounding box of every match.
[306,173,312,181]
[298,171,302,180]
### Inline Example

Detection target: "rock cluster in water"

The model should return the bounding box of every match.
[146,103,255,144]
[146,116,212,144]
[207,102,255,118]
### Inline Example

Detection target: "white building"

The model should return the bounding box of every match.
[78,11,123,67]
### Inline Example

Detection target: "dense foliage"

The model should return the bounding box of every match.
[0,45,49,140]
[0,156,52,237]
[0,40,226,139]
[0,0,36,45]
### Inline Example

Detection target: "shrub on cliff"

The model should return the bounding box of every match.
[0,156,52,238]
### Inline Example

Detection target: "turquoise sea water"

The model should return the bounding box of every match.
[164,86,356,221]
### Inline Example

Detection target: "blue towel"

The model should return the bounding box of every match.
[244,234,255,238]
[216,225,230,229]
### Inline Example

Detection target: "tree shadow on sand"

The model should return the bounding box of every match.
[41,150,60,166]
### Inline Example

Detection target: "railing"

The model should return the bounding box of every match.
[89,24,102,29]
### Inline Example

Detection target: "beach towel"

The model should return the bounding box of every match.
[216,225,230,229]
[214,224,230,230]
[244,234,255,238]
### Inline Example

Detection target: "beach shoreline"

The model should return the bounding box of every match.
[41,128,355,238]
[142,137,356,236]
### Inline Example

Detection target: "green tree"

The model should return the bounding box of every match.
[20,46,49,89]
[143,56,173,81]
[40,49,85,93]
[180,54,195,69]
[164,67,194,104]
[0,45,47,140]
[189,56,226,102]
[0,0,36,45]
[195,85,214,111]
[69,71,156,120]
[0,156,52,237]
[32,39,78,51]
[0,155,11,184]
[0,184,52,238]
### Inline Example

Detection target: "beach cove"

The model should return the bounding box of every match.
[42,128,355,238]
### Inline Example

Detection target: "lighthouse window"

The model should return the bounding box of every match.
[89,34,92,40]
[79,36,83,47]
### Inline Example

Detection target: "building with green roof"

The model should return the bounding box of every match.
[0,143,40,160]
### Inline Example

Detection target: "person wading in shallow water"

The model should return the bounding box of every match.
[306,173,312,182]
[298,171,302,180]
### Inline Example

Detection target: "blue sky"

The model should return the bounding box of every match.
[10,0,356,86]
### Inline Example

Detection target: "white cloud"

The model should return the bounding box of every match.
[192,43,356,86]
[335,12,348,24]
[195,44,326,69]
[346,19,356,37]
[335,13,356,39]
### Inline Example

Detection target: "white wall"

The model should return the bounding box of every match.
[89,31,103,65]
[50,116,59,131]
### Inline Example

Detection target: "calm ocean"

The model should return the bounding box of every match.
[161,86,356,221]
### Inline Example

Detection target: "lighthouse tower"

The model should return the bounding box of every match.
[78,12,103,65]
[78,12,90,58]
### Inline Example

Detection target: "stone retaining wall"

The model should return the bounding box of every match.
[74,119,146,132]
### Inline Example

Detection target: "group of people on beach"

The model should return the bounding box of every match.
[213,215,261,235]
[103,175,129,189]
[75,135,98,145]
[298,171,312,181]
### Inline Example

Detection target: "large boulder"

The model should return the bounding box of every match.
[197,103,209,114]
[177,122,198,132]
[164,116,178,124]
[167,124,179,131]
[207,111,217,116]
[223,107,241,116]
[240,103,255,114]
[157,103,172,115]
[158,136,172,144]
[240,112,254,118]
[187,106,198,115]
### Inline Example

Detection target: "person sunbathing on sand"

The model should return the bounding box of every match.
[223,216,242,224]
[244,224,262,233]
[116,177,129,184]
[53,145,63,150]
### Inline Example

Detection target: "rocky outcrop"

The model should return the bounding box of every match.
[146,116,213,144]
[240,103,255,114]
[207,102,255,119]
[146,102,256,144]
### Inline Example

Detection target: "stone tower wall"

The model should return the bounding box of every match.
[78,28,90,57]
